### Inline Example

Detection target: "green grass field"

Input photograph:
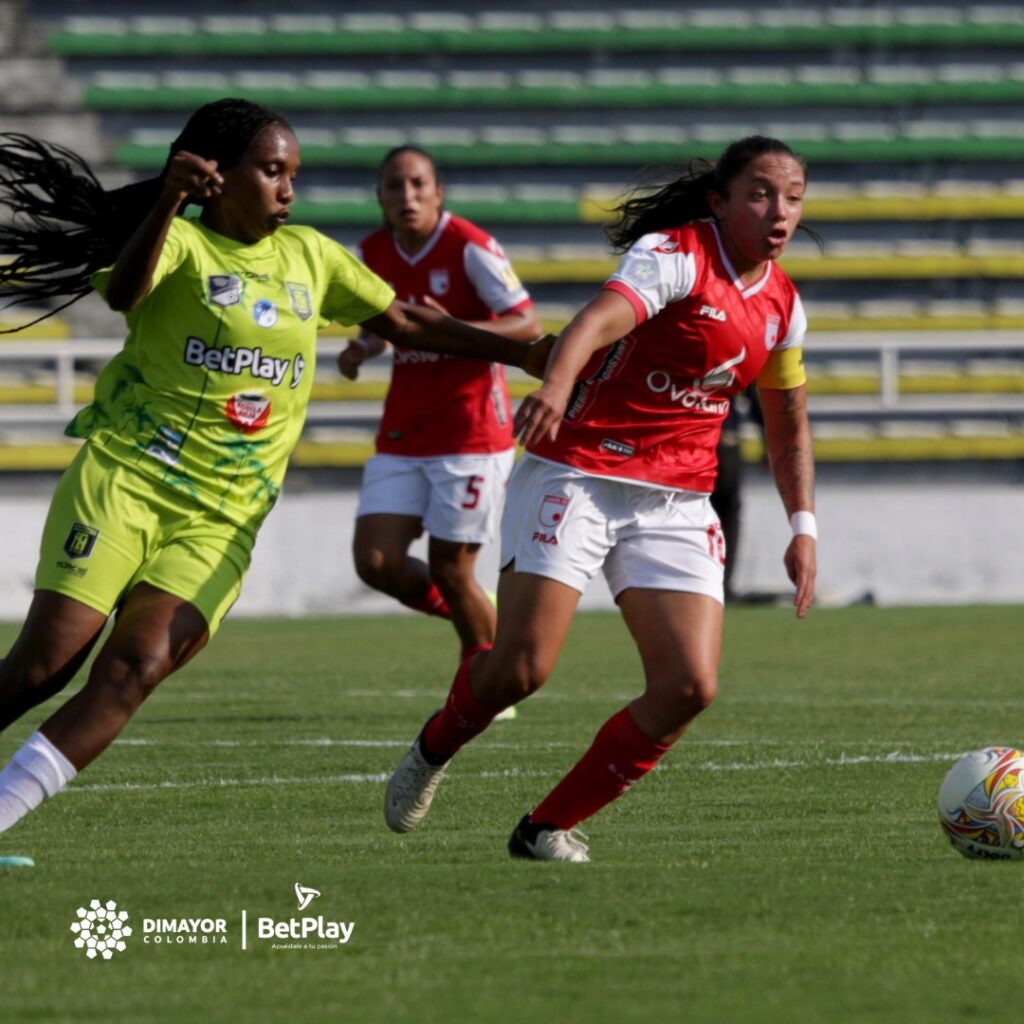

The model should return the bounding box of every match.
[1,605,1022,1023]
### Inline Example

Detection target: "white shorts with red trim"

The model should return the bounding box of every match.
[357,450,515,544]
[500,455,725,602]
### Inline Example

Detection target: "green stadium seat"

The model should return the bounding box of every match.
[48,9,1024,58]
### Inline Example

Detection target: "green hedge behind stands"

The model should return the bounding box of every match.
[83,79,1024,111]
[49,22,1024,57]
[116,136,1024,170]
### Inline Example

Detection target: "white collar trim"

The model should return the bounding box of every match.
[393,210,451,266]
[710,220,772,299]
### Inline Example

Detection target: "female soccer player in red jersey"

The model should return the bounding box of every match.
[0,103,550,844]
[339,146,541,662]
[384,136,818,861]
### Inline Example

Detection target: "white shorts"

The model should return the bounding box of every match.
[357,450,515,545]
[500,456,725,602]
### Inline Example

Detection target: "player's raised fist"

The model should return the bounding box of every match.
[163,151,224,203]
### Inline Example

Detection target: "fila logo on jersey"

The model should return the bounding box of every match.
[184,336,306,389]
[699,305,727,322]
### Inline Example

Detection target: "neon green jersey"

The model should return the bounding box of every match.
[68,216,394,536]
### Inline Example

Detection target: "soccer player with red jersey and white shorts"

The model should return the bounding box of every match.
[339,146,541,668]
[384,136,819,861]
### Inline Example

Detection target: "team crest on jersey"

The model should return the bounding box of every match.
[429,269,450,296]
[208,275,242,308]
[252,300,278,328]
[539,494,570,528]
[765,314,781,350]
[63,522,99,560]
[286,281,313,321]
[226,392,271,434]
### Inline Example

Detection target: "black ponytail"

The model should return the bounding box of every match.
[606,135,811,253]
[0,97,290,333]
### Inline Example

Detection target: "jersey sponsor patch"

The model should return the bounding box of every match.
[699,347,747,391]
[600,438,635,457]
[252,300,278,328]
[208,275,242,308]
[184,336,292,386]
[226,392,271,434]
[63,522,99,559]
[539,494,570,528]
[286,281,313,321]
[145,424,184,466]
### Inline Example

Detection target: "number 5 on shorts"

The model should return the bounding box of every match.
[462,474,484,510]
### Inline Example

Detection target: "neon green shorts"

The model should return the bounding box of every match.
[35,442,254,635]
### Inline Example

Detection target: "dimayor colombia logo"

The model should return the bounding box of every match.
[70,899,133,960]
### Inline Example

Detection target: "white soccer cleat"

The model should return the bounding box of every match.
[384,737,449,834]
[507,815,590,863]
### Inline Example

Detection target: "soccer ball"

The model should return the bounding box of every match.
[938,747,1024,860]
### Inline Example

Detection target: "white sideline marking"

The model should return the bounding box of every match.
[69,750,965,795]
[112,736,960,750]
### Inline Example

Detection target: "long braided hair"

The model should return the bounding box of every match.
[0,98,291,332]
[606,135,817,252]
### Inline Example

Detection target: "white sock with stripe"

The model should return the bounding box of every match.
[0,731,77,834]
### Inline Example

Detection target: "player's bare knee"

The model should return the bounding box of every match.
[353,547,394,589]
[676,671,718,715]
[90,652,170,712]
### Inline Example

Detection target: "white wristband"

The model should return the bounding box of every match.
[790,511,818,539]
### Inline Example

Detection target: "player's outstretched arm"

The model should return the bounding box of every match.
[419,294,543,342]
[514,290,636,447]
[105,152,223,311]
[360,300,554,378]
[759,384,817,618]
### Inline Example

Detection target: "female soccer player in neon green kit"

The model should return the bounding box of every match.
[0,99,550,841]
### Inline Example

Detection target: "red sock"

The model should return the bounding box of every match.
[459,643,493,664]
[530,708,671,830]
[422,657,500,761]
[400,583,451,619]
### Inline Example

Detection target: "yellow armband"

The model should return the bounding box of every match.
[756,345,807,390]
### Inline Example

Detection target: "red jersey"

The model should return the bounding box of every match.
[528,221,807,492]
[360,211,533,456]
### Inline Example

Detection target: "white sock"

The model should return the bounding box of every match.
[0,731,77,834]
